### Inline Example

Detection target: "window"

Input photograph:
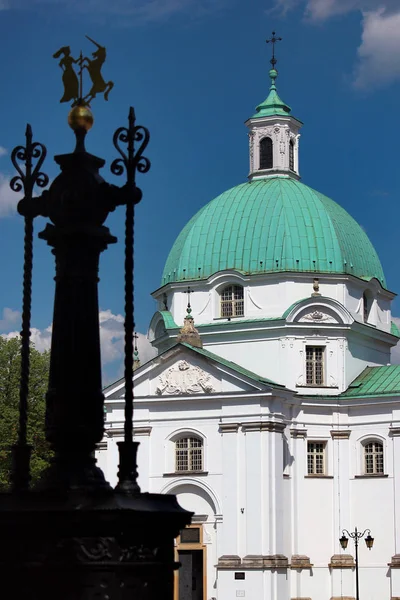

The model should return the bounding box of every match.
[259,137,273,169]
[364,441,384,474]
[175,437,203,472]
[289,139,294,171]
[306,346,324,386]
[307,441,326,475]
[220,285,244,318]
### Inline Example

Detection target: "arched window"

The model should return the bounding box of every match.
[220,285,244,318]
[289,139,294,171]
[259,137,273,170]
[364,440,384,474]
[175,436,203,472]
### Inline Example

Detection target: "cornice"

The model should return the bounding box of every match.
[330,430,351,439]
[219,423,240,433]
[242,421,285,433]
[106,426,152,438]
[290,428,307,438]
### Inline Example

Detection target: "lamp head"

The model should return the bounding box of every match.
[365,534,374,550]
[340,534,349,550]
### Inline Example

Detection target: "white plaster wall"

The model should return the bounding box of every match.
[157,273,393,330]
[99,386,400,600]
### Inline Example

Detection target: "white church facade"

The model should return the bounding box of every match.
[98,55,400,600]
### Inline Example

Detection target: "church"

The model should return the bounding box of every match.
[98,45,400,600]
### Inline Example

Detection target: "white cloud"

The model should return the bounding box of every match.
[99,309,156,366]
[273,0,400,88]
[1,307,156,374]
[353,8,400,88]
[0,307,20,332]
[0,147,7,157]
[0,173,21,217]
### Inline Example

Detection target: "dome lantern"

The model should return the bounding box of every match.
[246,35,303,181]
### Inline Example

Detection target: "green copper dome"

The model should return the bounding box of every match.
[162,178,386,287]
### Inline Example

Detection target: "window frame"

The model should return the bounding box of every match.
[289,139,295,171]
[220,285,244,318]
[259,136,273,170]
[363,439,385,475]
[175,436,204,473]
[305,345,325,386]
[307,440,327,476]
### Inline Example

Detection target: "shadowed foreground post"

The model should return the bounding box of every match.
[0,41,191,599]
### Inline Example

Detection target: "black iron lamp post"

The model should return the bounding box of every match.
[0,41,192,599]
[340,527,374,600]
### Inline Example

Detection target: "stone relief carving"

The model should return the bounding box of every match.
[156,360,215,395]
[256,127,274,139]
[299,311,337,324]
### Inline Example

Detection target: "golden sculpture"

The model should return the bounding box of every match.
[53,37,114,109]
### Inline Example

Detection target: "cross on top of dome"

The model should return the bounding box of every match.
[266,31,282,70]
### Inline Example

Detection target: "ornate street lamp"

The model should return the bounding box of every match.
[0,40,192,598]
[340,527,374,600]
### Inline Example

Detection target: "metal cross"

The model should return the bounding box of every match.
[133,331,139,352]
[266,31,282,68]
[184,286,194,314]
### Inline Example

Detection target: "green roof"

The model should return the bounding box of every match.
[162,177,385,286]
[341,365,400,398]
[180,342,283,388]
[391,321,400,338]
[252,69,292,118]
[159,310,178,329]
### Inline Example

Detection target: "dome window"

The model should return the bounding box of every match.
[305,346,324,386]
[220,285,244,318]
[259,137,273,170]
[289,139,294,171]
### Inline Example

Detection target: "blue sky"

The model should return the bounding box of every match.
[1,0,400,382]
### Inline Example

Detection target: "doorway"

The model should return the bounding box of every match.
[179,550,203,600]
[175,525,206,600]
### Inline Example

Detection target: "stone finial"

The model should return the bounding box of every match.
[133,332,141,370]
[312,277,321,296]
[177,307,203,349]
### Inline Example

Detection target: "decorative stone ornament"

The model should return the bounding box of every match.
[156,360,214,395]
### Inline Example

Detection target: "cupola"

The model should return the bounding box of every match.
[246,33,303,181]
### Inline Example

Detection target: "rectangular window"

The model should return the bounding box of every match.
[175,437,203,472]
[307,441,326,475]
[306,346,324,386]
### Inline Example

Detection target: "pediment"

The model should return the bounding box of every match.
[105,343,278,400]
[285,297,354,326]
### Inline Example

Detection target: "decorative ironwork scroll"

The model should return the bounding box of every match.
[111,107,150,494]
[9,124,48,492]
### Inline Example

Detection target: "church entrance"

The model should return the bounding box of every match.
[175,525,206,600]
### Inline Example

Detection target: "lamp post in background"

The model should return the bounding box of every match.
[340,527,374,600]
